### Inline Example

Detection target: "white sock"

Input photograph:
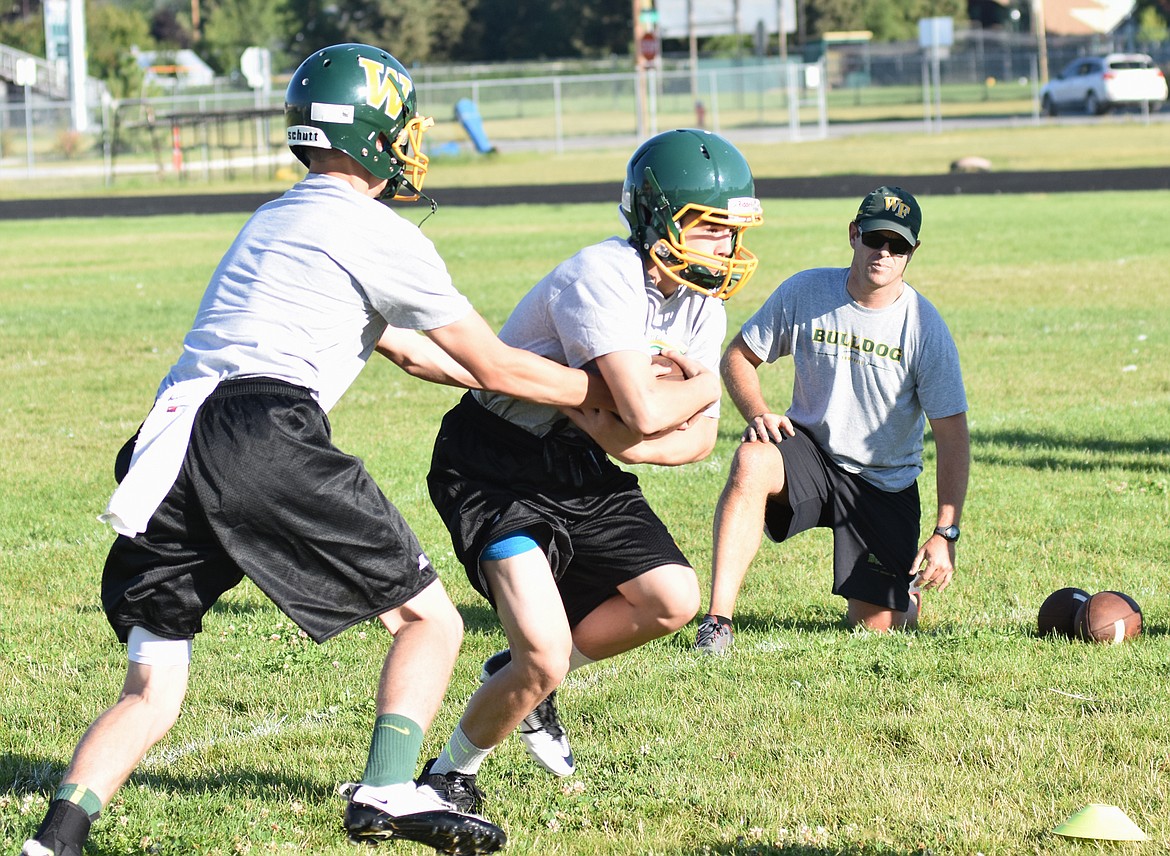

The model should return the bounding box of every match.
[429,724,492,775]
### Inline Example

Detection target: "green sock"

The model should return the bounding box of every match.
[54,783,103,820]
[362,713,425,787]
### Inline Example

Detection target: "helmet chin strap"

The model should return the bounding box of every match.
[417,192,438,226]
[382,176,438,226]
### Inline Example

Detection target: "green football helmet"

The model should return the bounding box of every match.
[285,43,434,201]
[621,128,763,299]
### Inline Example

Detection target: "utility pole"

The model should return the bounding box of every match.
[633,0,646,137]
[1033,0,1049,85]
[688,0,699,108]
[777,0,787,61]
[633,0,658,138]
[68,0,87,132]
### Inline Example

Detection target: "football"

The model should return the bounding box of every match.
[1037,587,1090,638]
[650,353,685,380]
[1074,591,1142,644]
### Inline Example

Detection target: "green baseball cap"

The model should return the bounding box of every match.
[855,186,922,244]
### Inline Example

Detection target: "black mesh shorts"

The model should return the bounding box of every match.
[763,426,920,612]
[102,378,437,644]
[427,394,689,627]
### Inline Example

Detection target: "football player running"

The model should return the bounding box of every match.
[21,43,615,856]
[421,130,763,814]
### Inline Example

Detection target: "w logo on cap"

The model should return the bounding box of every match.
[856,185,922,242]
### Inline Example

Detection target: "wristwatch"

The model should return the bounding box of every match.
[933,525,961,543]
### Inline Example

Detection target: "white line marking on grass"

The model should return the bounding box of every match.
[142,707,339,768]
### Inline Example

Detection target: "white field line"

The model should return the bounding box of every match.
[142,706,339,768]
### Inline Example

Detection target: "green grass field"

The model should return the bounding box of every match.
[2,180,1169,854]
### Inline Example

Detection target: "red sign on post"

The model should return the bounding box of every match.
[639,32,658,61]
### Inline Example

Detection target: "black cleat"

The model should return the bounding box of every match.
[340,781,505,855]
[22,800,91,856]
[417,758,488,814]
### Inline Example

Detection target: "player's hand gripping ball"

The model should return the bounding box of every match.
[1074,591,1142,644]
[650,353,686,380]
[1037,587,1090,638]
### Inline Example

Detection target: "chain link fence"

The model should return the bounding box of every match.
[1,29,1165,188]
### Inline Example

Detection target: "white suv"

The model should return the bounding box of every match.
[1041,53,1168,115]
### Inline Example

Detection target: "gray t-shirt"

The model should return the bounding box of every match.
[741,266,967,492]
[161,173,472,412]
[476,236,726,436]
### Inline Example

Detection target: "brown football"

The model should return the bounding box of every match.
[651,354,685,380]
[1074,591,1142,644]
[1037,587,1090,638]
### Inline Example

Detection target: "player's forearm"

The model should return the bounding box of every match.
[428,313,612,409]
[376,328,481,388]
[625,375,718,436]
[487,352,608,408]
[613,417,718,465]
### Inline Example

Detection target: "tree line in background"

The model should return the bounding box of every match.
[1,0,1168,97]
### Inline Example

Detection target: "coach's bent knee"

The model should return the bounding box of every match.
[727,439,784,495]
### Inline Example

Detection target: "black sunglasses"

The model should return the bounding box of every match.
[859,231,914,255]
